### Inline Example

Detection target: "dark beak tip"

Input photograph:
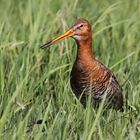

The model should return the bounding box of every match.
[40,41,52,49]
[40,44,47,49]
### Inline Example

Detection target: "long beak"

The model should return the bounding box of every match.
[40,29,74,49]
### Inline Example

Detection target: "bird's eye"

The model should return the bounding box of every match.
[79,24,83,28]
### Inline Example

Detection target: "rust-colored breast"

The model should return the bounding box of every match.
[70,58,123,111]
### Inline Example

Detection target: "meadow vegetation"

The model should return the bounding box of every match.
[0,0,140,139]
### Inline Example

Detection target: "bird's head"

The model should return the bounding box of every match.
[40,18,92,49]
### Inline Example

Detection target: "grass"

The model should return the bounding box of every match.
[0,0,140,139]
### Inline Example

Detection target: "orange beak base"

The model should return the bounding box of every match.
[40,29,74,49]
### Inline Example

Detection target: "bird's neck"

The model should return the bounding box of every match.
[76,37,94,62]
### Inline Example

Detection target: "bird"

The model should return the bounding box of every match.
[40,18,124,111]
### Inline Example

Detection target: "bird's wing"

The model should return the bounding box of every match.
[90,61,122,100]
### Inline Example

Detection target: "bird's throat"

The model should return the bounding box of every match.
[76,38,94,62]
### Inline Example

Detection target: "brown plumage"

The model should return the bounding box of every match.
[40,18,124,111]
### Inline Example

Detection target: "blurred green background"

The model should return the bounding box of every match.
[0,0,140,139]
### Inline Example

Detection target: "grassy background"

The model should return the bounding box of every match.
[0,0,140,139]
